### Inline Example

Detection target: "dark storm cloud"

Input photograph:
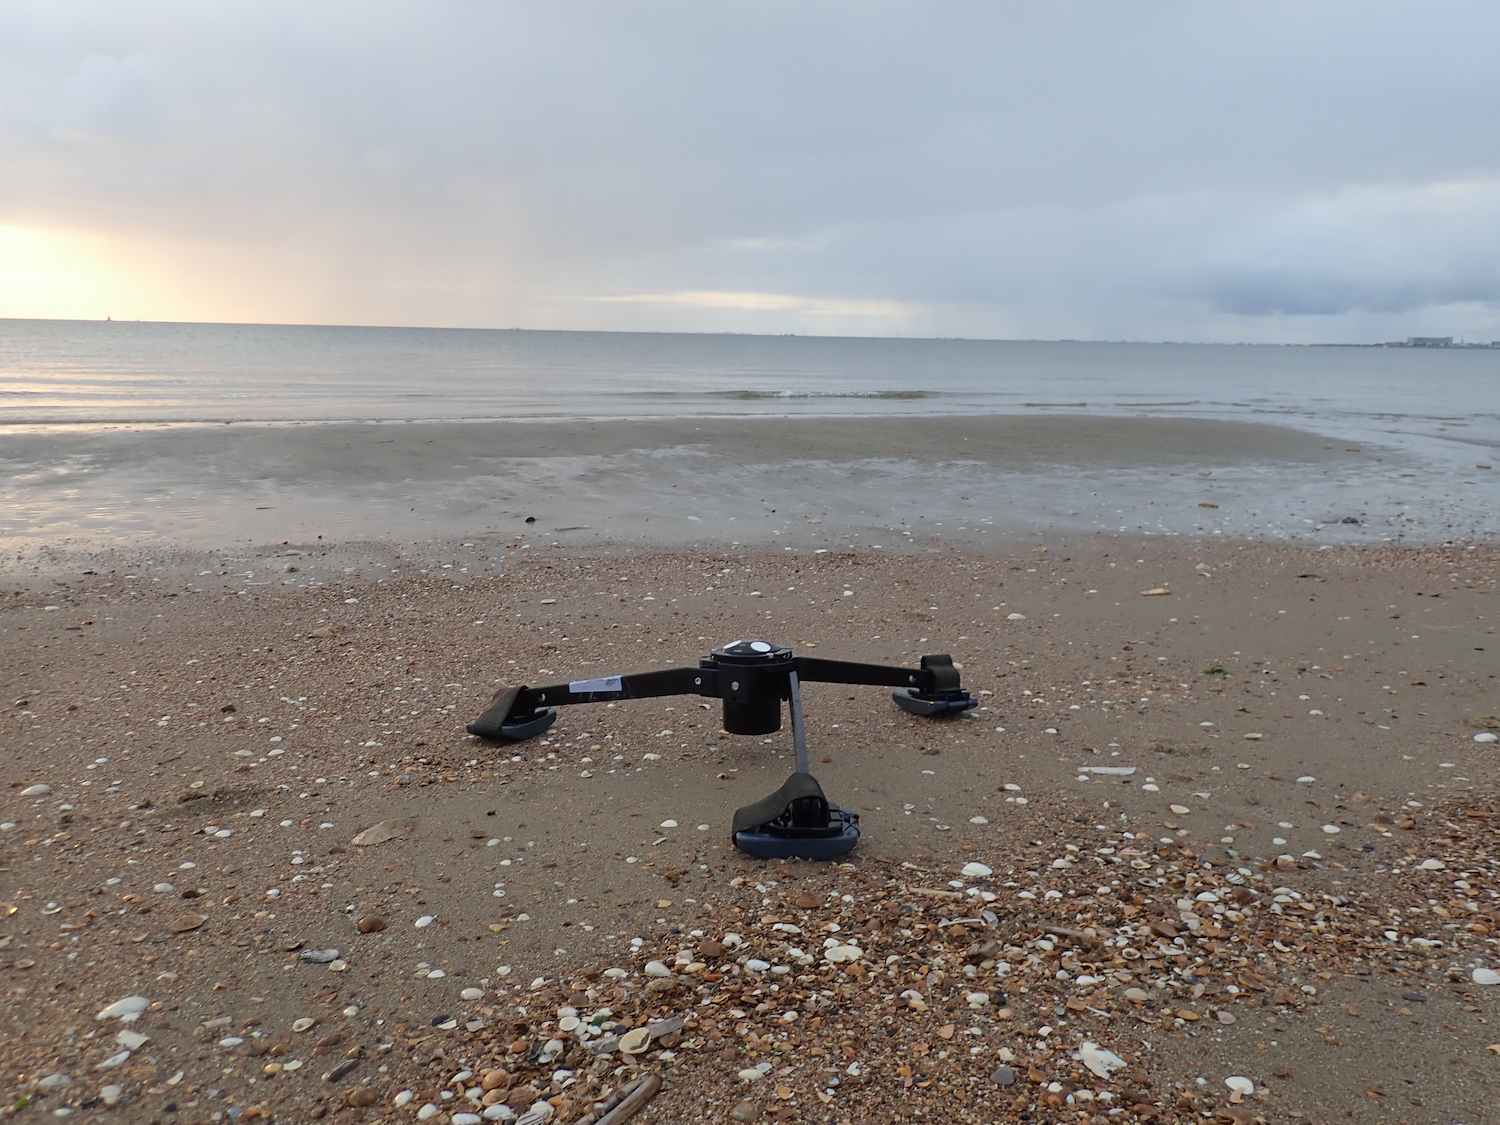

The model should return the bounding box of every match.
[1204,271,1500,318]
[2,1,1498,339]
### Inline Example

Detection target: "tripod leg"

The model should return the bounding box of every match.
[788,670,809,774]
[730,669,859,859]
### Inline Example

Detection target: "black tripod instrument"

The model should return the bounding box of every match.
[468,640,976,859]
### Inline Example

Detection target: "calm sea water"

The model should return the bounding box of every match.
[2,319,1496,549]
[1,318,1496,461]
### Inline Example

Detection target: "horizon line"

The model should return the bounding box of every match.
[0,313,1426,348]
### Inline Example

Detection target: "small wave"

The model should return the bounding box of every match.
[704,388,939,401]
[1021,401,1088,408]
[1112,400,1202,407]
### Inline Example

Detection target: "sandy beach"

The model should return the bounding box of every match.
[3,529,1497,1123]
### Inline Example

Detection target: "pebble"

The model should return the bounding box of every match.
[298,948,340,964]
[731,1101,760,1122]
[37,1073,71,1091]
[415,914,435,928]
[461,987,484,1001]
[1472,968,1500,986]
[1225,1076,1255,1095]
[292,1017,316,1032]
[97,1051,131,1070]
[1243,732,1264,740]
[95,996,149,1022]
[1322,824,1341,835]
[20,784,52,797]
[393,1090,414,1107]
[960,862,992,878]
[100,1085,122,1107]
[356,915,386,934]
[991,1065,1017,1087]
[345,1088,378,1108]
[1169,804,1191,815]
[452,1115,483,1125]
[1475,732,1499,744]
[169,912,207,934]
[1417,859,1446,871]
[618,1027,652,1054]
[116,1030,149,1050]
[643,960,672,977]
[417,1104,441,1120]
[1078,1042,1127,1078]
[738,1067,766,1083]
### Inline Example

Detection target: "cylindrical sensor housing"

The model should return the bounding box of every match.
[722,693,782,735]
[706,639,794,736]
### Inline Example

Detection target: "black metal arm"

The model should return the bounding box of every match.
[468,642,973,743]
[795,656,923,690]
[516,666,718,711]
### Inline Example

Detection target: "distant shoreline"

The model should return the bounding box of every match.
[6,313,1494,349]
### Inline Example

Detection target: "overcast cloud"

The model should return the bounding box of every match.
[3,1,1498,341]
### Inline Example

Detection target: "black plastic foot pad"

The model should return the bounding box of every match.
[467,686,558,742]
[734,814,860,859]
[731,771,861,860]
[892,688,977,717]
[497,708,557,741]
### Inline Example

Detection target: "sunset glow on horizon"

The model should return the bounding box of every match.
[0,224,124,321]
[0,224,226,324]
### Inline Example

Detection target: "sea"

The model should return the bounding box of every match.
[1,318,1496,550]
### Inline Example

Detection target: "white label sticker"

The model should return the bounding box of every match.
[568,676,622,694]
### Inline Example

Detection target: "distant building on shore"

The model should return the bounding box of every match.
[1361,336,1497,349]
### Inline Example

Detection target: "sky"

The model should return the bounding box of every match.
[2,1,1499,342]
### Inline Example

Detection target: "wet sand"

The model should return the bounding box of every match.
[2,534,1498,1122]
[5,414,1494,554]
